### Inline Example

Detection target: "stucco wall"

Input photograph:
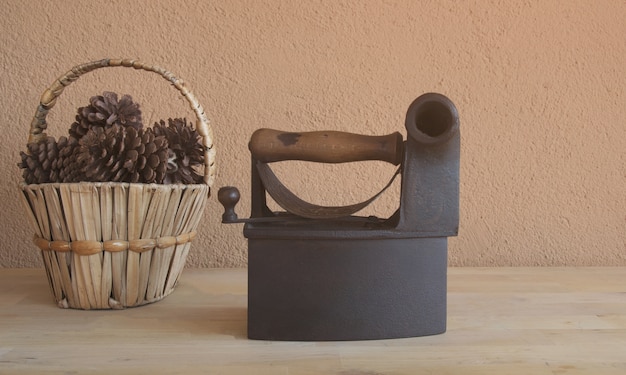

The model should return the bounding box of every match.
[1,0,624,267]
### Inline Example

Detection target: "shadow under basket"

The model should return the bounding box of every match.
[20,182,209,309]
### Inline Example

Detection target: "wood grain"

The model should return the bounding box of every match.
[1,267,625,374]
[248,128,404,165]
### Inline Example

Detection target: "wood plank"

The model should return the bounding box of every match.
[0,267,624,374]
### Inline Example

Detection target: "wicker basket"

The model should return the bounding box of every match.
[19,59,216,309]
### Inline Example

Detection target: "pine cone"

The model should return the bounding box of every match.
[76,125,169,183]
[69,92,142,139]
[18,136,60,184]
[153,118,204,184]
[52,136,83,183]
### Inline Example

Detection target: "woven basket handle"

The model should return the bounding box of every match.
[28,58,215,186]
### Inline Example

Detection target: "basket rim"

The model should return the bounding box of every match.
[19,181,210,189]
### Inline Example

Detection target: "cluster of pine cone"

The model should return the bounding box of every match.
[19,92,204,185]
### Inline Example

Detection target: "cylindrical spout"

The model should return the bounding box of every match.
[405,93,459,145]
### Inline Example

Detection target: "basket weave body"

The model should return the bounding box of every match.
[19,59,215,309]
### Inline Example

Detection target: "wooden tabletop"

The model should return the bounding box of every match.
[1,267,625,374]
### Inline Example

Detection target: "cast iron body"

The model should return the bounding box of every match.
[219,93,460,341]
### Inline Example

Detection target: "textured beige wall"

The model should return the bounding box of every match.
[1,0,625,267]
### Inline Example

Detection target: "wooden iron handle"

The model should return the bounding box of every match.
[249,129,404,165]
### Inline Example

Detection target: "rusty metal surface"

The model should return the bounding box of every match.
[219,92,460,341]
[248,237,448,341]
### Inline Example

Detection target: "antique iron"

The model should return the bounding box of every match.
[219,92,460,341]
